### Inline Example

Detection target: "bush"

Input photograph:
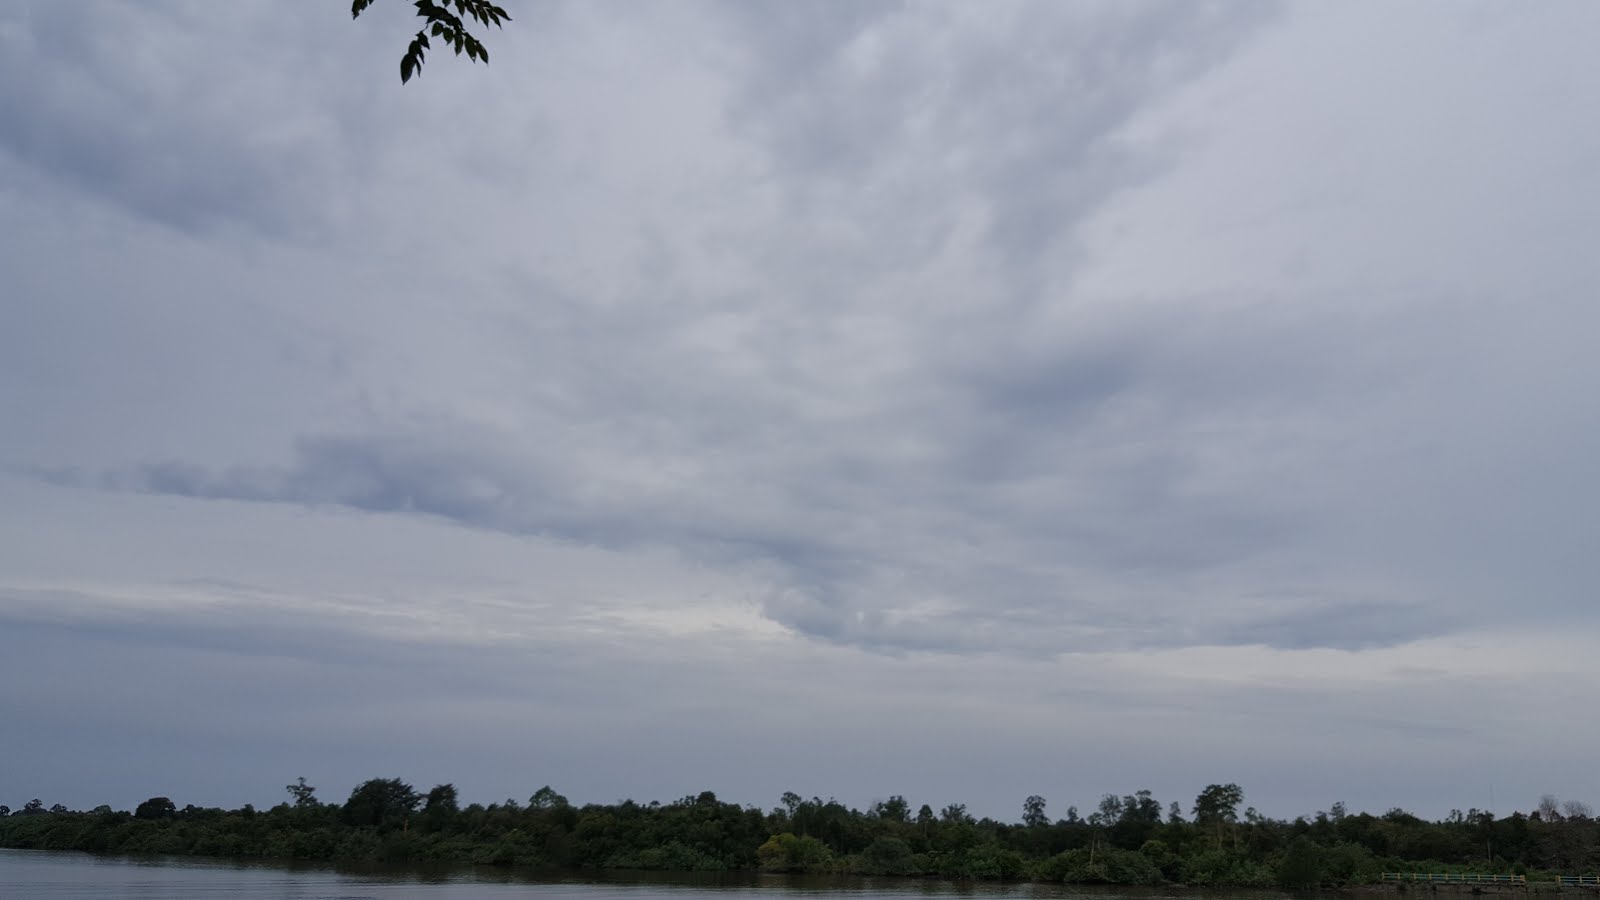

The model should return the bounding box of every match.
[1279,837,1324,889]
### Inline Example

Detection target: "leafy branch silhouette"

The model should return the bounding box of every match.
[351,0,512,84]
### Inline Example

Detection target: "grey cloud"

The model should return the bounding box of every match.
[0,2,385,235]
[25,287,1452,658]
[28,433,583,539]
[9,0,1600,819]
[721,0,1276,272]
[0,589,607,708]
[1212,600,1451,652]
[2,585,1591,820]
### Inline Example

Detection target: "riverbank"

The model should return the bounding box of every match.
[4,783,1592,891]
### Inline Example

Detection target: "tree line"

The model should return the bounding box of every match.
[2,781,1596,887]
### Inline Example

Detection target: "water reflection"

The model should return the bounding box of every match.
[0,850,1294,900]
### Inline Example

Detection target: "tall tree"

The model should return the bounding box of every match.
[1097,794,1125,823]
[1193,783,1244,849]
[342,777,421,830]
[286,777,319,808]
[134,797,176,820]
[529,785,569,809]
[939,802,971,825]
[421,783,459,833]
[874,796,910,823]
[1022,795,1048,828]
[1538,794,1562,822]
[1121,789,1163,826]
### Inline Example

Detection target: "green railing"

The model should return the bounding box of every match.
[1381,873,1600,887]
[1382,874,1527,884]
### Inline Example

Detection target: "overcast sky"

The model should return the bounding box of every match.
[3,0,1599,823]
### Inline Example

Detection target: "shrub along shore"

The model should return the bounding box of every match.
[2,781,1593,887]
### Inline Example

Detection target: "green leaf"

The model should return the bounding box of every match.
[401,31,429,83]
[363,0,507,84]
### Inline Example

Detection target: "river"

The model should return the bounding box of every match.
[0,850,1284,900]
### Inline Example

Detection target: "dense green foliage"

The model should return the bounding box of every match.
[2,781,1596,886]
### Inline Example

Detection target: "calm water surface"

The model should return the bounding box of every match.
[0,850,1289,900]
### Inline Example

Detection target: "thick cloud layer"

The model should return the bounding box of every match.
[3,0,1599,818]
